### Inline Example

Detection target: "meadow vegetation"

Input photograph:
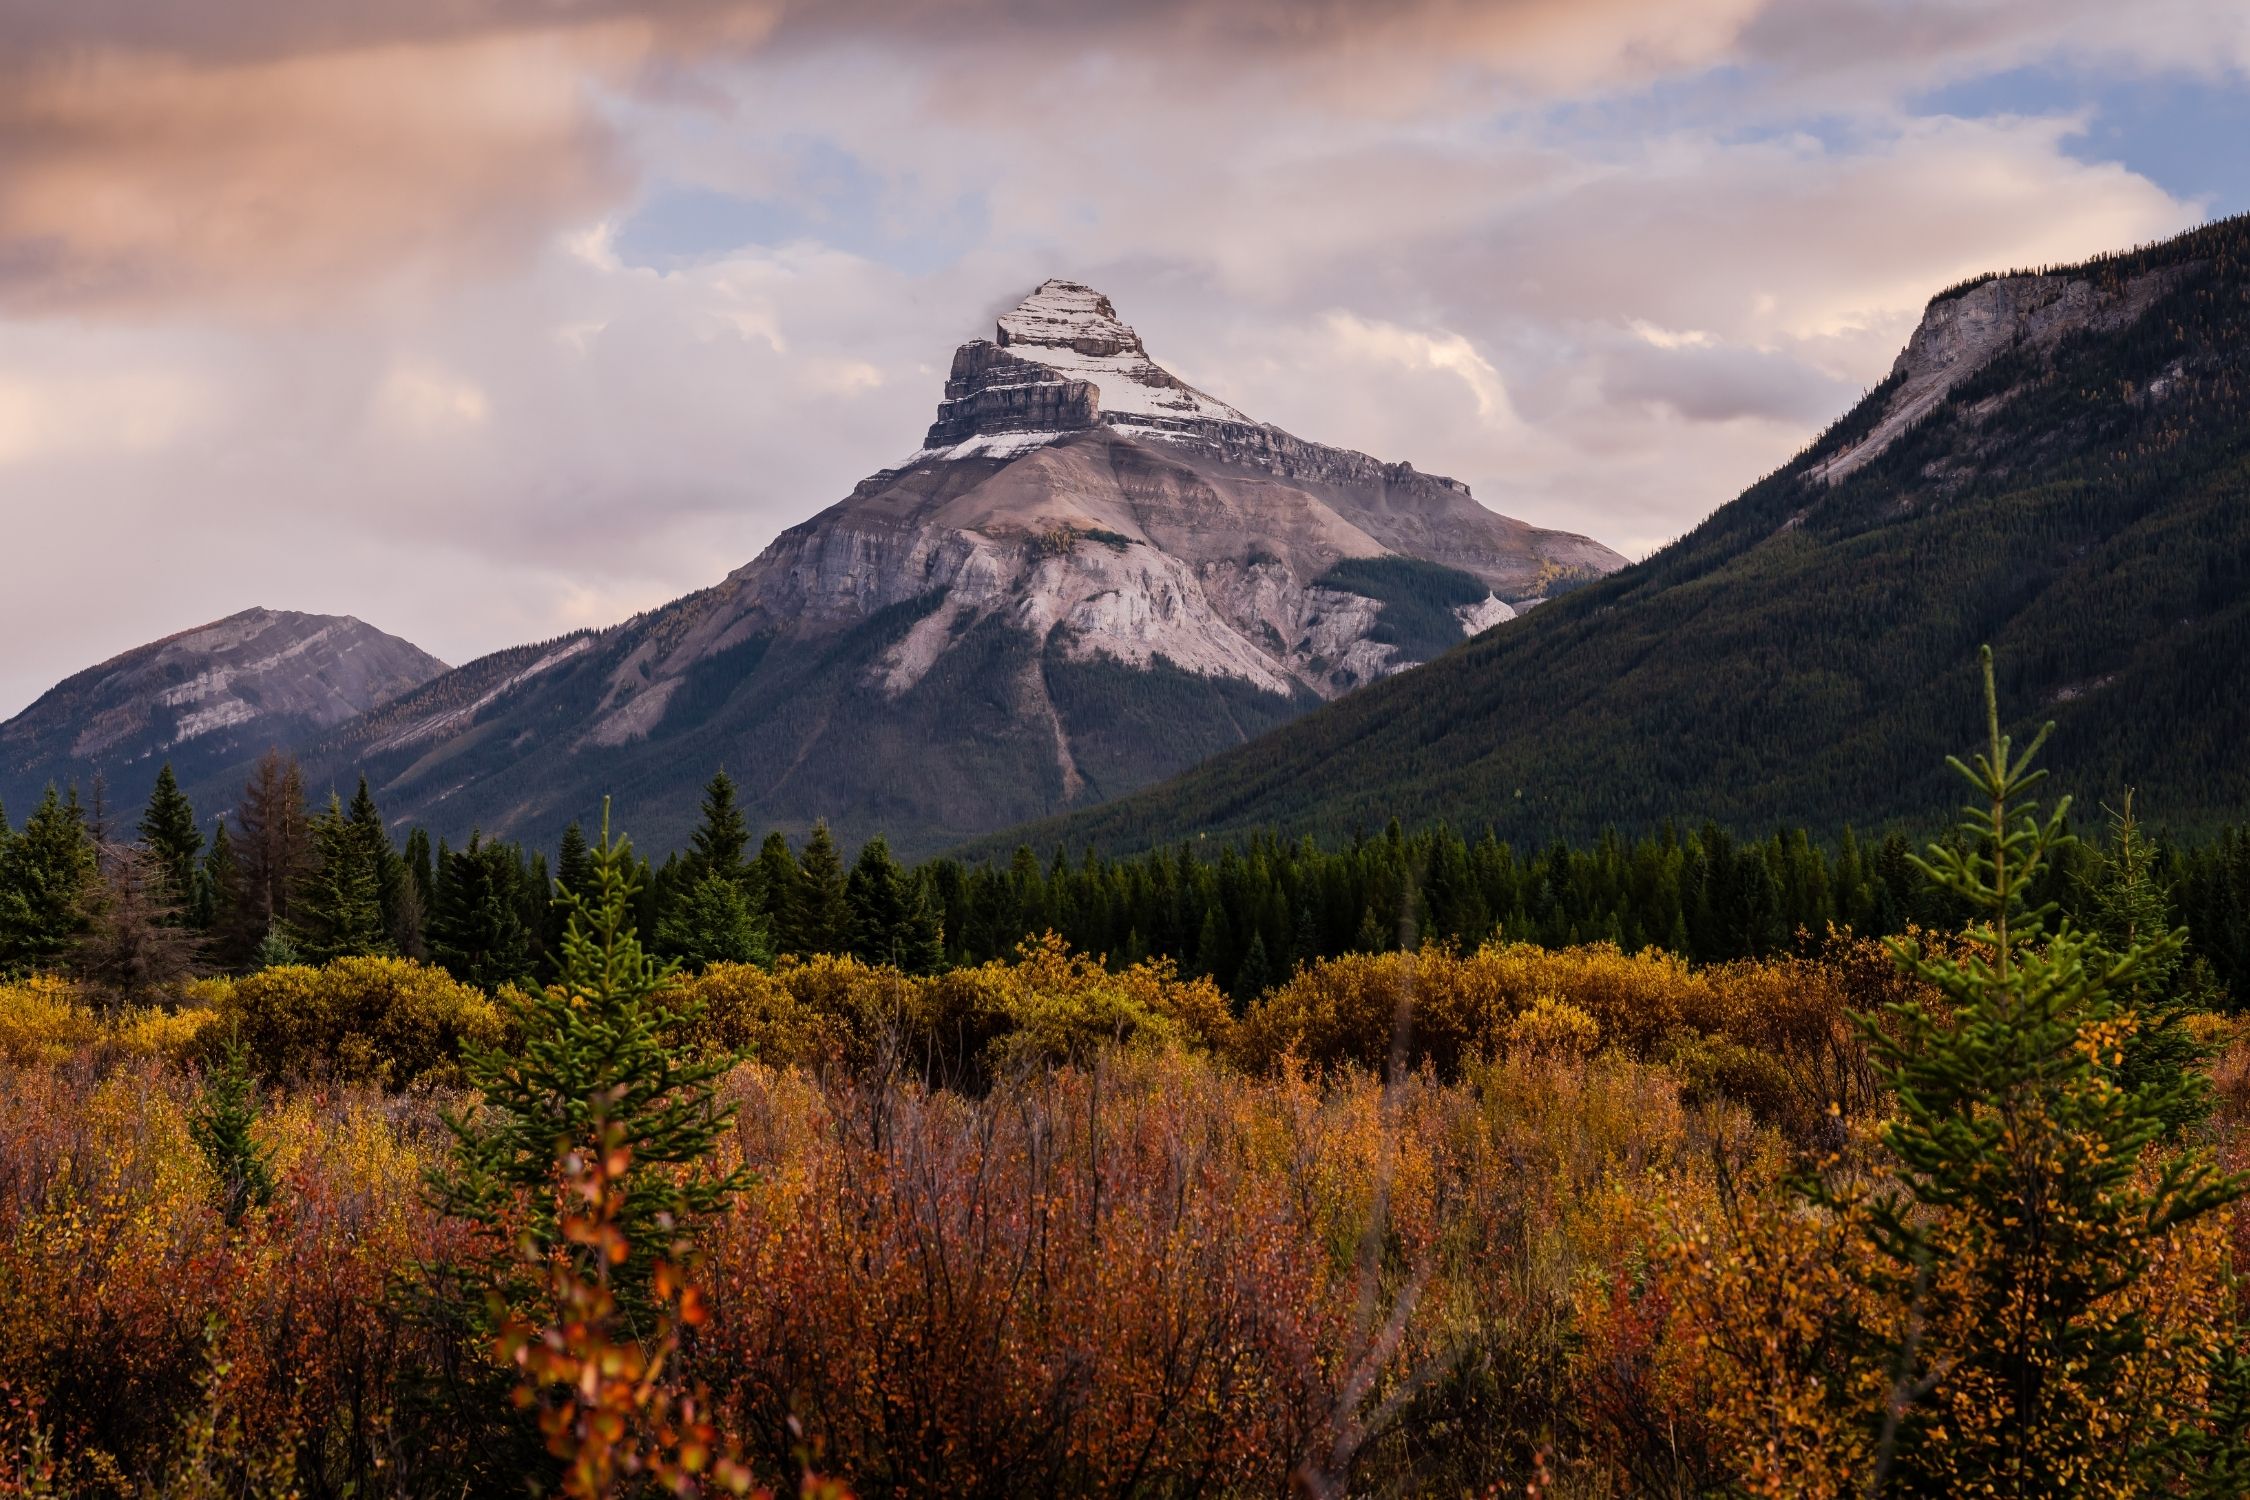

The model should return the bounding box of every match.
[0,659,2246,1494]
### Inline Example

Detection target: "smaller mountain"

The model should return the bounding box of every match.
[0,608,447,818]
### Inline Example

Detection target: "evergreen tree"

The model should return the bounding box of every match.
[137,763,203,914]
[755,831,804,953]
[287,793,391,963]
[2086,792,2208,1137]
[427,834,533,991]
[554,821,596,906]
[430,802,743,1313]
[397,826,435,959]
[403,827,436,910]
[844,835,943,974]
[227,749,310,963]
[1231,930,1273,1007]
[655,872,773,971]
[389,871,429,962]
[189,1034,277,1226]
[0,786,96,974]
[200,822,239,940]
[1195,902,1233,984]
[77,843,197,998]
[420,805,745,1489]
[343,775,408,937]
[795,823,854,957]
[686,771,750,885]
[1827,649,2245,1491]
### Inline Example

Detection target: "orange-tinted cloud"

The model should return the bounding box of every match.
[0,0,1774,315]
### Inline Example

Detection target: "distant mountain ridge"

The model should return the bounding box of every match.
[292,279,1623,855]
[986,216,2250,857]
[0,608,446,818]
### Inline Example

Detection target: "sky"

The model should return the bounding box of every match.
[1,0,2245,718]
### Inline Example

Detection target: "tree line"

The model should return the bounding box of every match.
[2,751,2246,1010]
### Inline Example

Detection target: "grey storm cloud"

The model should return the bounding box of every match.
[1600,339,1857,427]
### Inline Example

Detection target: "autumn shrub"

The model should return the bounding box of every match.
[0,1058,458,1494]
[669,960,849,1068]
[674,935,1230,1085]
[0,974,218,1068]
[1654,1155,2242,1496]
[692,1049,1457,1492]
[213,955,510,1088]
[1233,935,1913,1140]
[0,975,99,1066]
[929,934,1233,1077]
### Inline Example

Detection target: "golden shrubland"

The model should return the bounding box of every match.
[0,931,2241,1493]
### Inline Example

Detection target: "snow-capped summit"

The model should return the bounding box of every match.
[993,280,1252,428]
[314,278,1627,855]
[922,280,1255,458]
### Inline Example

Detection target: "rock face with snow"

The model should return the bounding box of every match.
[321,280,1626,855]
[0,608,447,818]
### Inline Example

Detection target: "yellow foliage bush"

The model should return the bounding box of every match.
[1232,943,1694,1074]
[669,961,851,1068]
[0,976,99,1066]
[672,935,1231,1082]
[213,956,509,1088]
[1505,994,1603,1058]
[0,978,220,1069]
[107,1005,220,1063]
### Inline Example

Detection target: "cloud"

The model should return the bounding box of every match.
[1318,314,1519,427]
[1600,336,1852,425]
[0,0,2233,716]
[0,32,641,316]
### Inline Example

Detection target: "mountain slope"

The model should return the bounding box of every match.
[0,609,447,818]
[324,280,1624,855]
[990,216,2250,856]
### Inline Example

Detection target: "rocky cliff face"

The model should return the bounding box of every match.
[1806,265,2184,485]
[0,608,446,816]
[323,280,1628,854]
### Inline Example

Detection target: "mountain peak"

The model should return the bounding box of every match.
[995,280,1146,360]
[0,608,447,814]
[920,279,1256,458]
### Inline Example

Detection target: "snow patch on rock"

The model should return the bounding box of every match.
[170,698,259,744]
[1455,595,1516,636]
[997,280,1251,426]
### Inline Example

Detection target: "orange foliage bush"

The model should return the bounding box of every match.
[1234,934,1908,1138]
[0,1039,1761,1493]
[0,1059,466,1493]
[1649,1162,2240,1497]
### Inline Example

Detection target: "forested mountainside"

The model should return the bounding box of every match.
[298,280,1620,857]
[990,215,2250,858]
[0,609,444,821]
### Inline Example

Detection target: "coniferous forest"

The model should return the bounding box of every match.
[11,754,2250,1010]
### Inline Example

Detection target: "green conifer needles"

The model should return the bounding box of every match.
[432,801,743,1313]
[1850,647,2246,1490]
